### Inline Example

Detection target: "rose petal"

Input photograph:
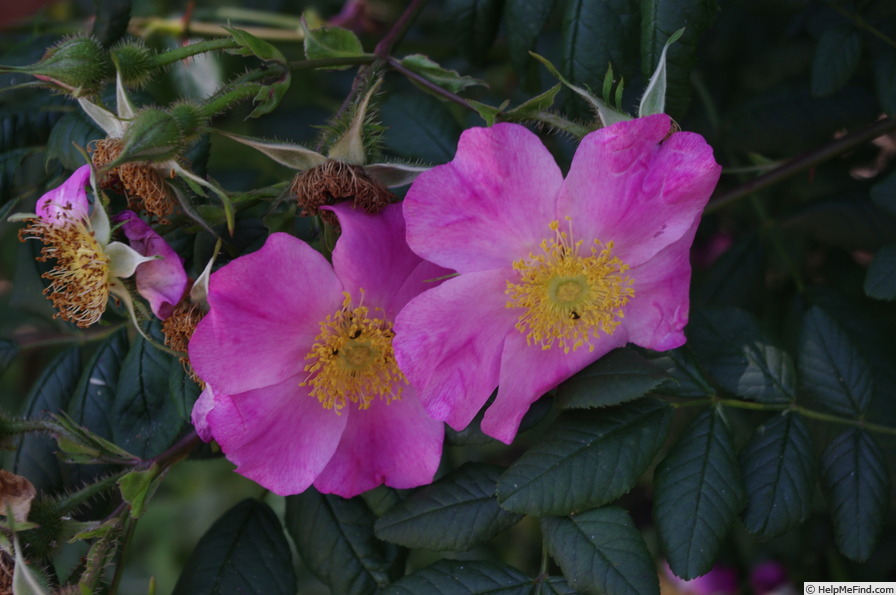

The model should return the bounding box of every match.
[207,376,348,496]
[329,203,451,317]
[404,123,562,273]
[394,269,517,431]
[482,325,628,443]
[114,211,188,319]
[559,114,721,267]
[622,218,699,351]
[189,232,344,395]
[36,164,92,223]
[191,386,216,442]
[314,387,443,497]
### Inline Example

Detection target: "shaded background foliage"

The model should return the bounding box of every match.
[1,0,896,593]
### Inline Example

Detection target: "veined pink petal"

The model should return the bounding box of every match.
[314,387,443,497]
[483,325,628,443]
[622,218,699,351]
[189,232,344,395]
[559,114,721,267]
[207,376,348,496]
[404,124,562,273]
[328,203,451,317]
[36,165,92,223]
[394,269,517,431]
[114,211,187,319]
[191,386,216,442]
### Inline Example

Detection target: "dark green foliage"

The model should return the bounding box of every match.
[555,347,670,409]
[375,462,522,551]
[654,410,745,579]
[285,488,405,595]
[385,559,532,594]
[172,499,296,595]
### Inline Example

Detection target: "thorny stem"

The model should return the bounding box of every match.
[825,2,896,49]
[146,37,241,69]
[387,56,480,113]
[149,430,201,469]
[53,470,131,515]
[672,397,896,437]
[289,55,376,71]
[706,116,896,214]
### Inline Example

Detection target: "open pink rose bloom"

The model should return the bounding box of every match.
[189,204,447,497]
[394,114,722,443]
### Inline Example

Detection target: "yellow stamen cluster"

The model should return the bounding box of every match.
[18,212,110,327]
[506,219,634,353]
[302,293,406,413]
[91,138,175,222]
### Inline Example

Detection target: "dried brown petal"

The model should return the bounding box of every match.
[0,470,36,524]
[162,299,205,386]
[291,160,394,226]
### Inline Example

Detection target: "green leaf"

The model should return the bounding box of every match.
[227,26,288,65]
[301,20,365,63]
[0,338,18,375]
[502,84,562,122]
[865,244,896,300]
[381,94,462,163]
[45,110,102,170]
[68,329,127,442]
[498,399,672,516]
[172,499,296,595]
[649,347,714,399]
[799,307,873,417]
[111,322,183,458]
[784,196,896,251]
[653,410,745,580]
[117,463,161,518]
[540,577,579,594]
[385,559,531,595]
[285,489,403,594]
[11,347,82,493]
[556,348,671,409]
[640,0,717,119]
[169,362,202,421]
[687,308,795,404]
[811,27,863,97]
[693,233,765,310]
[400,54,485,95]
[870,171,896,219]
[542,507,658,595]
[443,0,503,63]
[562,0,640,113]
[739,412,816,540]
[873,49,896,115]
[505,0,557,72]
[820,429,890,562]
[375,463,522,551]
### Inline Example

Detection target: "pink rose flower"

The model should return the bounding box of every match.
[16,164,187,326]
[394,114,722,443]
[188,204,447,497]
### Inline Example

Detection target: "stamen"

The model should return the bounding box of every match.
[162,300,206,386]
[505,218,634,353]
[91,137,175,222]
[302,292,406,413]
[18,212,111,327]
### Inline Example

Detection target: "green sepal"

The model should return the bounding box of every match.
[52,412,140,465]
[502,84,562,121]
[638,27,684,117]
[117,463,163,518]
[301,17,365,65]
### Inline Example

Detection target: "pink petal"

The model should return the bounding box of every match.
[189,232,344,395]
[393,269,517,431]
[207,375,348,496]
[328,203,451,317]
[191,386,216,442]
[404,123,562,273]
[36,165,92,223]
[114,211,188,319]
[482,325,628,443]
[622,219,699,351]
[314,387,443,497]
[559,114,721,267]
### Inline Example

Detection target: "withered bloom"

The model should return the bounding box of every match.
[291,159,394,225]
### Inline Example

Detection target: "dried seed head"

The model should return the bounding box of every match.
[162,299,205,386]
[91,138,175,222]
[291,160,394,225]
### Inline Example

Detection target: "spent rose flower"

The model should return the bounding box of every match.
[394,114,722,443]
[188,203,447,497]
[14,165,188,327]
